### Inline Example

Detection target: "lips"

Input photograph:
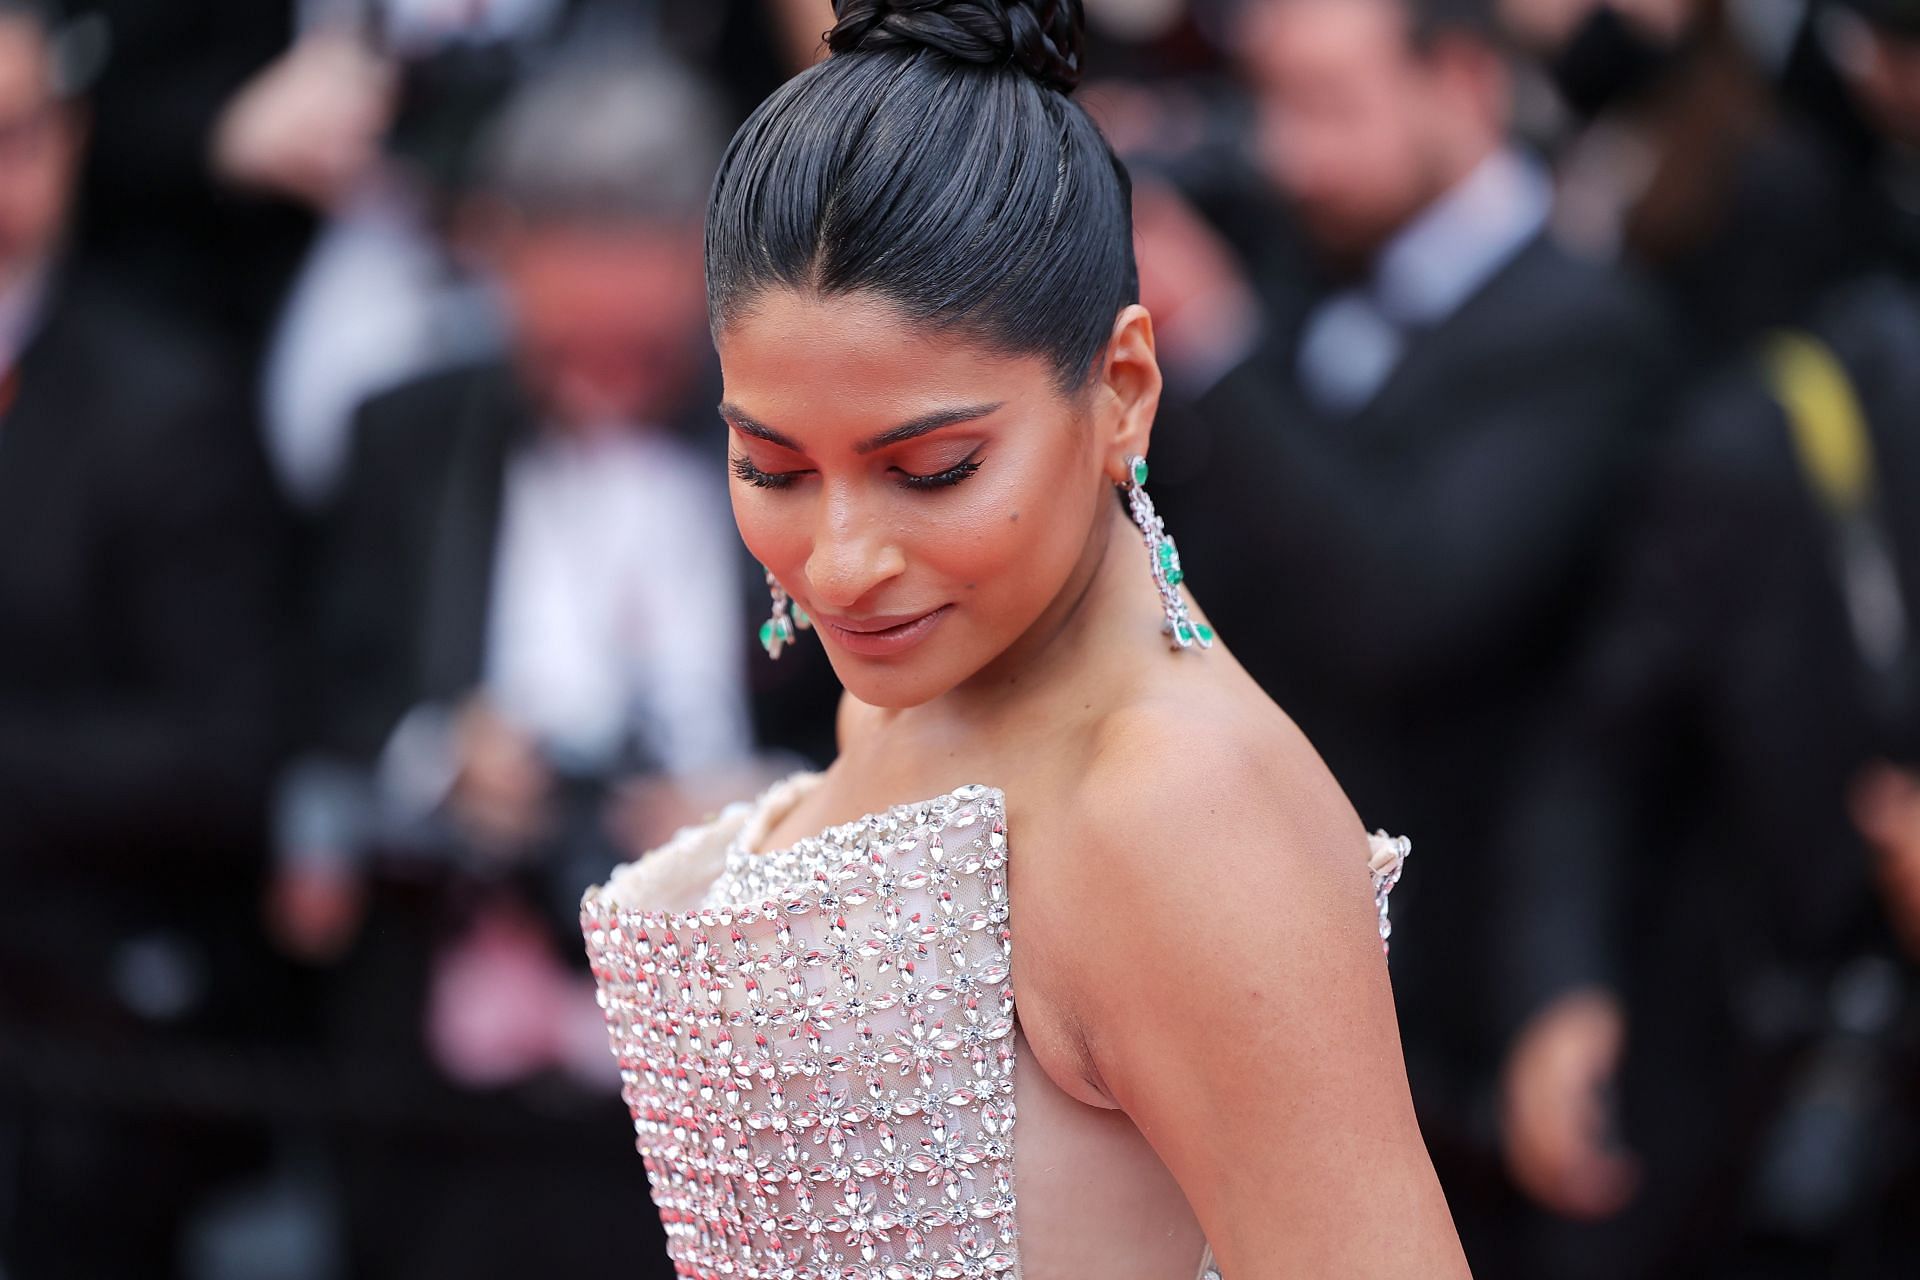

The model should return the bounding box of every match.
[811,604,952,657]
[815,609,942,634]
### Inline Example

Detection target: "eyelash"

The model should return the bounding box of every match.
[729,454,983,492]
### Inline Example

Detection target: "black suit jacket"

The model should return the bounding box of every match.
[1486,274,1920,1275]
[1157,232,1678,1143]
[311,363,525,763]
[72,0,315,361]
[0,272,285,1034]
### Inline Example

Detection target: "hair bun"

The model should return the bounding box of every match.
[827,0,1085,94]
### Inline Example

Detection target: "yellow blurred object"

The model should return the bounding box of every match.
[1764,329,1876,517]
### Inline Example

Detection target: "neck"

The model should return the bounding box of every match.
[1428,134,1503,210]
[1356,136,1504,268]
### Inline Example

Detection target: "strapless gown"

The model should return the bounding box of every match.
[580,771,1411,1280]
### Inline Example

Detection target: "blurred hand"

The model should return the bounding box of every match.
[606,762,803,859]
[426,897,571,1088]
[1851,762,1920,959]
[263,862,367,964]
[1131,178,1259,387]
[211,32,396,211]
[606,774,710,859]
[448,698,555,858]
[1500,987,1640,1219]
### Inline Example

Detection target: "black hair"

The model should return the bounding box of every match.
[704,0,1138,394]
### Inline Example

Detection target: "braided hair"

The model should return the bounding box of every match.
[825,0,1083,91]
[705,0,1137,392]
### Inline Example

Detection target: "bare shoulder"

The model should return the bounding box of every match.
[1032,693,1467,1275]
[1034,689,1394,1085]
[1072,690,1372,896]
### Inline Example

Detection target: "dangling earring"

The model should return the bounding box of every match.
[759,568,811,660]
[1122,455,1214,652]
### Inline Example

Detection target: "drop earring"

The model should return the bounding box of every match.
[758,568,810,660]
[1122,455,1214,652]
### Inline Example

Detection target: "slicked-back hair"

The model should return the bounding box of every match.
[704,0,1138,395]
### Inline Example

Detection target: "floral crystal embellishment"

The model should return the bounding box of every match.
[581,783,1019,1279]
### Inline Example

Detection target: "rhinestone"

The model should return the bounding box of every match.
[582,782,1024,1279]
[579,775,1388,1278]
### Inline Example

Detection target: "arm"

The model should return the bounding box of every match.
[1064,734,1471,1277]
[1494,376,1775,1216]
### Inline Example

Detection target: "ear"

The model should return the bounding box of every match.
[1094,304,1163,484]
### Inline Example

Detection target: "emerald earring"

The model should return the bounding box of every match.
[1122,455,1213,652]
[758,568,811,660]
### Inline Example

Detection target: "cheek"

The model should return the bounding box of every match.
[730,486,798,576]
[934,436,1100,615]
[732,477,1041,590]
[921,495,1032,601]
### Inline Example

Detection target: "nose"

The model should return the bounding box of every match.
[803,482,906,611]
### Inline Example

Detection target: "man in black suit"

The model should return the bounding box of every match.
[1495,10,1920,1273]
[274,59,832,966]
[270,60,837,1280]
[1144,0,1675,1269]
[0,4,289,1275]
[1495,272,1920,1280]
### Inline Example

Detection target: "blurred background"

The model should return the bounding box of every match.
[0,0,1914,1276]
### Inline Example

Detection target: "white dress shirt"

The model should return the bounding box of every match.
[481,422,753,778]
[1297,147,1555,415]
[0,260,50,381]
[263,181,503,507]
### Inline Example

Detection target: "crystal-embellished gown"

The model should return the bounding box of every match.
[580,771,1411,1280]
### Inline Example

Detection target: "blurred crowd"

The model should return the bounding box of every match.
[0,0,1914,1277]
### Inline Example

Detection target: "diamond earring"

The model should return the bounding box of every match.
[759,568,811,660]
[1122,455,1213,651]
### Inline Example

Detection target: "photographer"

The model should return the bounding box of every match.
[1494,7,1920,1260]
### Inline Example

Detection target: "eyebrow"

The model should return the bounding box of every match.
[718,402,1004,455]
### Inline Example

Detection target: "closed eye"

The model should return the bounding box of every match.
[730,454,805,489]
[894,455,983,490]
[732,453,984,492]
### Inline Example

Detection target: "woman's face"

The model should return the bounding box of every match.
[717,288,1118,709]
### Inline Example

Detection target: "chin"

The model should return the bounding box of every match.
[806,602,989,708]
[818,618,997,709]
[1299,208,1393,266]
[825,651,966,711]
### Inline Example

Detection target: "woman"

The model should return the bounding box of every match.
[580,1,1471,1274]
